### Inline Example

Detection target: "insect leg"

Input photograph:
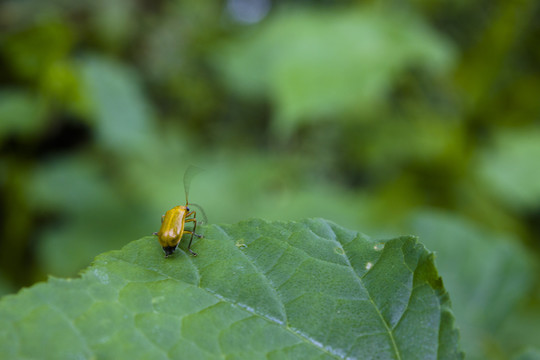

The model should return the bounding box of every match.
[185,218,198,256]
[185,216,202,238]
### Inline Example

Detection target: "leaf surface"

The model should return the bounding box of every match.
[0,219,462,359]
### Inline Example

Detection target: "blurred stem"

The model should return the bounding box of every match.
[0,160,39,288]
[454,0,537,112]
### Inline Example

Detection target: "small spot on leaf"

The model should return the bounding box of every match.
[373,243,384,251]
[333,247,345,255]
[235,239,247,249]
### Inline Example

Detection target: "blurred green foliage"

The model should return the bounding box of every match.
[215,7,455,134]
[1,0,540,358]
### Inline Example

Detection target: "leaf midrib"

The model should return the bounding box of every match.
[319,225,403,360]
[215,222,403,359]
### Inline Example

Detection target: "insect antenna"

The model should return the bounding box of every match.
[183,165,204,205]
[188,202,208,225]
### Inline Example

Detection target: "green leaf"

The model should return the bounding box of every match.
[78,55,154,152]
[0,219,462,359]
[476,127,540,210]
[214,7,455,134]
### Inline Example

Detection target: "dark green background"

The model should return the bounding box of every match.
[1,1,539,359]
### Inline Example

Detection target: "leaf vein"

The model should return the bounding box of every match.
[213,225,288,323]
[321,220,402,360]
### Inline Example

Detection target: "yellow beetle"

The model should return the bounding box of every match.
[153,166,206,257]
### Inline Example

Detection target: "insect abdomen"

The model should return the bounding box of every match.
[157,206,187,248]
